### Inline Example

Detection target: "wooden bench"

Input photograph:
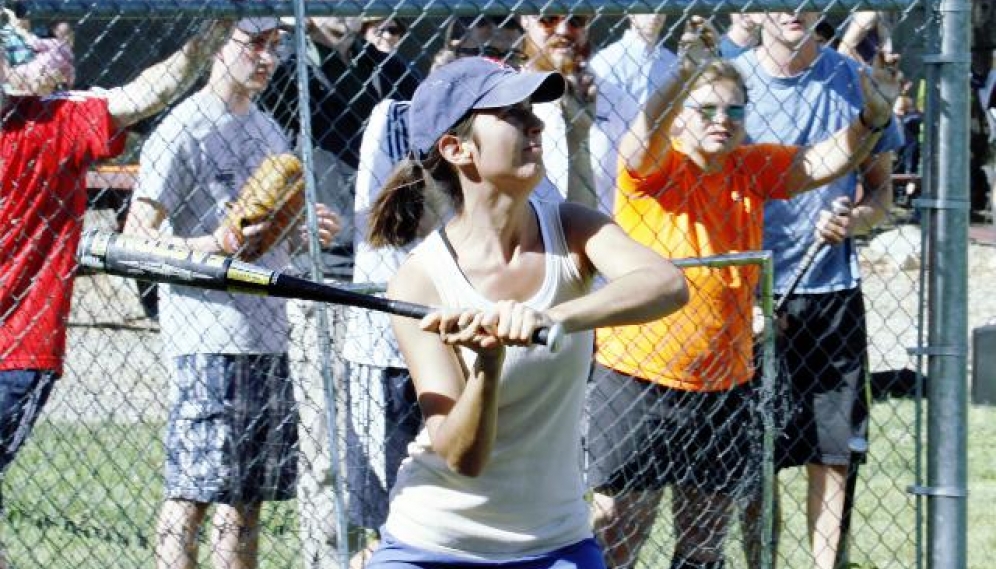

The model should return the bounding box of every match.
[86,164,137,230]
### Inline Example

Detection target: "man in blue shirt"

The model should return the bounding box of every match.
[733,12,903,569]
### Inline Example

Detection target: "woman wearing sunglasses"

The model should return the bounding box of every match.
[362,17,406,53]
[586,17,900,569]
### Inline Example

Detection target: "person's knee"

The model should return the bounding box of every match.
[158,500,207,527]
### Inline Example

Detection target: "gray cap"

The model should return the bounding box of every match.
[408,57,565,156]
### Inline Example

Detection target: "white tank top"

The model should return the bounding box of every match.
[383,199,595,559]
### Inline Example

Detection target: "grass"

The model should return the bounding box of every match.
[1,400,993,568]
[1,422,301,569]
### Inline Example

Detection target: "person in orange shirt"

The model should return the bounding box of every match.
[585,18,900,569]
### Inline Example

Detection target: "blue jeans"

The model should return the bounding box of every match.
[0,370,58,496]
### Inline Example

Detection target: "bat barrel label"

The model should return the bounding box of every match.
[78,230,278,295]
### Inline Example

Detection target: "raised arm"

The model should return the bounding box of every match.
[619,16,717,177]
[837,11,892,64]
[103,20,233,129]
[783,51,901,194]
[561,60,598,207]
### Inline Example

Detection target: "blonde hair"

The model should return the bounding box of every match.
[690,59,747,96]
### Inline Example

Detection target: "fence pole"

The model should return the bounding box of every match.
[286,0,352,566]
[923,0,970,568]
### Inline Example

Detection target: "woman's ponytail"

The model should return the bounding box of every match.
[368,158,430,248]
[369,113,473,247]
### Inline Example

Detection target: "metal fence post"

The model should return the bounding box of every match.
[921,0,970,568]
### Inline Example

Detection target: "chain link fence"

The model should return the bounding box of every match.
[0,0,978,568]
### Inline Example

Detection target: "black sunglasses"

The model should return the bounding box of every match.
[376,25,405,36]
[537,16,589,30]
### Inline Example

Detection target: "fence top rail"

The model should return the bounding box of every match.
[14,0,923,19]
[670,251,772,269]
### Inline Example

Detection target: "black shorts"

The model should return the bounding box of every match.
[584,363,761,497]
[770,288,870,469]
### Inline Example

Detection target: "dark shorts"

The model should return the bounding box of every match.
[770,288,870,469]
[585,363,761,497]
[345,363,422,529]
[366,531,605,569]
[0,370,57,477]
[164,354,298,504]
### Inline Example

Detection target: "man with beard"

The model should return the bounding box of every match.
[520,14,597,207]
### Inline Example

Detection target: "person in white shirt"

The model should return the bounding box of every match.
[361,55,689,569]
[589,15,678,214]
[124,19,340,569]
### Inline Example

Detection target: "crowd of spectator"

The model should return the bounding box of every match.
[0,8,964,569]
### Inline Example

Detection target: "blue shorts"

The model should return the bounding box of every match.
[0,370,57,477]
[366,531,606,569]
[164,354,298,504]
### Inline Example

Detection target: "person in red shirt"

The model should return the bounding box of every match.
[0,18,232,567]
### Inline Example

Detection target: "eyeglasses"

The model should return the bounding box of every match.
[231,35,281,55]
[684,103,746,123]
[536,15,589,31]
[454,46,527,66]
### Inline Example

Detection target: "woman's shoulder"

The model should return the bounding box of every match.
[390,241,443,307]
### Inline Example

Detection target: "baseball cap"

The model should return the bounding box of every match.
[409,57,565,156]
[236,17,282,35]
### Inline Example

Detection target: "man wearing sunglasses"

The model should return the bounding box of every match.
[520,14,598,207]
[259,15,421,277]
[362,18,406,54]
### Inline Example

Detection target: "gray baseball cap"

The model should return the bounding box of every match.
[409,57,565,156]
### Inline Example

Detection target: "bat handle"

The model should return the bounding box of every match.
[773,200,852,315]
[532,323,565,353]
[388,300,564,352]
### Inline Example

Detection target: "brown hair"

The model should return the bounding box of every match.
[367,113,476,247]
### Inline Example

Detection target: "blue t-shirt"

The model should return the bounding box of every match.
[734,47,904,294]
